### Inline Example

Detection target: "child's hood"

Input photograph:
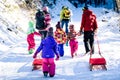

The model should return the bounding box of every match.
[27,21,35,34]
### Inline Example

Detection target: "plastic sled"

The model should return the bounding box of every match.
[89,35,107,71]
[32,58,42,71]
[89,54,107,71]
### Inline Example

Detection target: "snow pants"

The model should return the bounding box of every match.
[84,31,94,54]
[27,34,35,51]
[42,58,56,76]
[58,44,64,57]
[69,39,78,57]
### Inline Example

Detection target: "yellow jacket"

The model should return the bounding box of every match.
[60,8,71,20]
[54,28,67,44]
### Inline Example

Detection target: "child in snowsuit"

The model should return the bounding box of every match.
[33,27,59,77]
[67,24,78,58]
[27,21,40,54]
[54,21,67,57]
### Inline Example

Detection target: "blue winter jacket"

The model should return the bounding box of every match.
[36,36,58,58]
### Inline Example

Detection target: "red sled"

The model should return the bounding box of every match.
[32,58,42,71]
[89,54,107,71]
[89,35,107,71]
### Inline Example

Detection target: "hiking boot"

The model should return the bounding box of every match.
[43,72,48,77]
[49,75,54,77]
[85,50,90,55]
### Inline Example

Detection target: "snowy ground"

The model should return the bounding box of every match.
[0,0,120,80]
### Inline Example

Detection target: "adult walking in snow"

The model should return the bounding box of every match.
[60,6,71,34]
[33,27,59,77]
[60,6,71,46]
[79,6,98,54]
[35,6,51,40]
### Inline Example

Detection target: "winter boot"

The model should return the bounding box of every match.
[43,71,48,77]
[66,41,68,46]
[49,75,54,77]
[28,49,34,54]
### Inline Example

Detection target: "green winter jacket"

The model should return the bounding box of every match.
[27,21,35,35]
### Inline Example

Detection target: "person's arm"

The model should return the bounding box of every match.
[60,10,64,21]
[53,43,59,60]
[67,32,70,41]
[34,31,41,36]
[93,15,98,34]
[33,41,43,58]
[80,14,85,34]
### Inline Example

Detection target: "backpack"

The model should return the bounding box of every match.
[44,13,51,26]
[64,9,71,18]
[35,11,46,30]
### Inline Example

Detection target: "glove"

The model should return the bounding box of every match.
[33,54,37,58]
[79,30,84,36]
[33,52,37,58]
[55,54,59,61]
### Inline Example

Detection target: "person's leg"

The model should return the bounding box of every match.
[69,40,74,57]
[61,20,65,28]
[84,32,90,53]
[73,40,78,56]
[27,37,35,54]
[58,44,64,57]
[30,39,35,49]
[89,32,94,54]
[48,58,56,77]
[65,20,69,34]
[65,20,69,46]
[42,58,49,77]
[27,38,31,51]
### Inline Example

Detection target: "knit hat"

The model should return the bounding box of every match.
[62,6,65,9]
[82,6,88,10]
[56,21,61,28]
[47,27,53,36]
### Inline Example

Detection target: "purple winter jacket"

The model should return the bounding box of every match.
[35,36,59,58]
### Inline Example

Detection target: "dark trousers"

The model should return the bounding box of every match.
[39,30,47,40]
[83,31,94,54]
